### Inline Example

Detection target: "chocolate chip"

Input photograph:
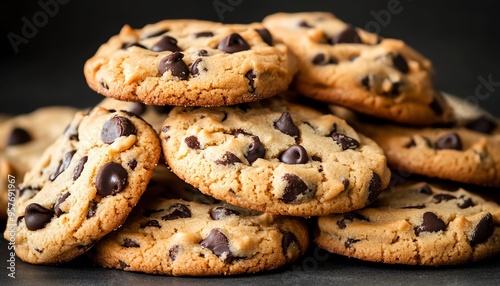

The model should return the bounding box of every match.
[245,135,265,164]
[360,75,370,90]
[64,123,79,141]
[344,238,360,248]
[50,150,77,181]
[470,213,494,247]
[194,31,214,38]
[385,81,401,96]
[402,204,426,209]
[255,28,273,46]
[73,156,88,180]
[298,21,313,28]
[337,212,368,229]
[367,173,382,204]
[217,33,250,53]
[414,212,446,236]
[433,194,456,203]
[152,36,181,52]
[100,116,137,144]
[25,203,53,231]
[190,58,204,76]
[99,79,109,90]
[215,151,242,166]
[245,70,256,93]
[169,245,180,261]
[429,98,444,115]
[331,132,360,150]
[435,133,462,150]
[127,159,138,171]
[95,162,128,196]
[7,127,31,146]
[281,231,298,254]
[161,203,191,220]
[158,52,190,80]
[198,49,209,57]
[274,112,299,137]
[128,103,146,116]
[184,135,201,149]
[53,192,70,217]
[200,228,235,263]
[210,206,240,220]
[118,260,130,269]
[312,53,337,65]
[122,42,147,50]
[140,220,161,228]
[122,238,140,248]
[279,145,309,164]
[457,195,474,209]
[312,155,322,162]
[16,216,24,226]
[280,173,314,203]
[141,28,169,39]
[418,185,433,195]
[342,178,350,191]
[330,25,361,44]
[87,202,97,218]
[465,116,497,134]
[391,53,409,73]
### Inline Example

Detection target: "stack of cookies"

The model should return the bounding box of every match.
[3,12,499,275]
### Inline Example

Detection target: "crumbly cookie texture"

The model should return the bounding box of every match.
[160,95,391,217]
[4,107,161,264]
[263,12,452,126]
[315,182,500,266]
[92,169,309,276]
[84,20,296,107]
[0,107,77,220]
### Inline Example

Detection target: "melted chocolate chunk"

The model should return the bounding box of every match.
[161,203,191,220]
[280,173,314,203]
[127,159,137,170]
[465,116,497,134]
[245,70,256,93]
[141,28,169,39]
[122,238,140,248]
[337,212,368,229]
[433,194,456,203]
[50,150,77,181]
[100,116,137,144]
[470,213,494,246]
[158,52,190,80]
[457,195,474,209]
[194,31,214,38]
[25,203,53,231]
[331,132,360,150]
[200,229,235,263]
[255,28,273,45]
[342,178,350,191]
[402,204,426,209]
[414,212,446,236]
[87,202,97,218]
[190,58,204,76]
[217,33,250,53]
[274,112,299,137]
[298,21,313,28]
[197,49,209,57]
[367,173,382,204]
[95,162,128,196]
[73,156,88,180]
[435,133,462,150]
[152,36,181,52]
[184,135,201,149]
[53,192,70,217]
[169,245,181,261]
[140,220,161,229]
[391,53,409,73]
[7,127,31,146]
[281,231,298,254]
[210,206,240,220]
[360,75,371,90]
[118,260,130,269]
[215,151,242,165]
[245,135,265,164]
[312,53,337,65]
[330,25,361,44]
[345,238,360,248]
[279,145,309,164]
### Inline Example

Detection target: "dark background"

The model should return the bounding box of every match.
[1,0,499,116]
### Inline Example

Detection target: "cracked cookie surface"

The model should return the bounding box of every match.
[5,107,161,264]
[160,95,391,216]
[84,20,296,107]
[263,12,452,126]
[315,181,500,265]
[91,169,308,276]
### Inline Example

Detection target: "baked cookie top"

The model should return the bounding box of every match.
[92,169,309,276]
[6,107,161,264]
[160,95,391,217]
[263,12,452,126]
[315,182,500,266]
[84,20,296,107]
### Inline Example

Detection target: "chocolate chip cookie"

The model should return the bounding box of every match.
[263,12,452,126]
[92,169,309,276]
[160,95,391,217]
[5,107,161,264]
[84,20,296,106]
[315,182,500,265]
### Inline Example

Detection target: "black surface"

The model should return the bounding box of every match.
[1,1,500,285]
